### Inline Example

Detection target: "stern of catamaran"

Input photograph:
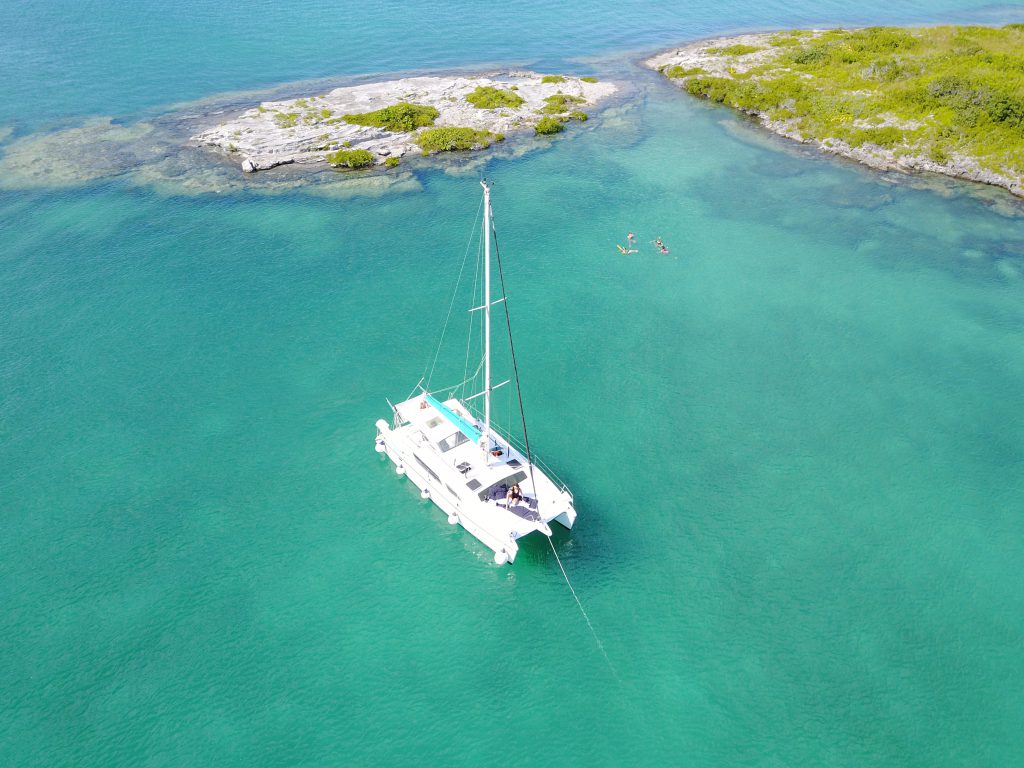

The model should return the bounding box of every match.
[553,494,577,530]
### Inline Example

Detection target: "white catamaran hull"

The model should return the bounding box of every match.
[375,404,575,564]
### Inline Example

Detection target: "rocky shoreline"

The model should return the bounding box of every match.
[191,72,616,174]
[2,32,1023,202]
[0,70,618,195]
[647,31,1024,198]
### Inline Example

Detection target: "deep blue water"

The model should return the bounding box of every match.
[2,2,1024,766]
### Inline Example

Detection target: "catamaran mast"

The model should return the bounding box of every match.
[481,179,492,460]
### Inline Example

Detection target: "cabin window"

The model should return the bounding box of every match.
[477,471,527,502]
[437,431,470,453]
[413,455,439,482]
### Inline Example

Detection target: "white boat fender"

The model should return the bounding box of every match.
[420,489,430,500]
[493,550,509,565]
[396,464,405,475]
[447,514,459,525]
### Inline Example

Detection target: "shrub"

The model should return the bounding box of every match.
[326,148,375,168]
[569,110,588,121]
[541,75,566,84]
[985,92,1024,128]
[384,156,401,168]
[769,35,801,48]
[788,44,831,66]
[465,86,525,109]
[416,127,497,154]
[665,65,707,78]
[539,93,586,114]
[274,112,299,128]
[846,126,904,148]
[707,43,763,56]
[580,76,599,83]
[534,117,565,135]
[342,103,439,132]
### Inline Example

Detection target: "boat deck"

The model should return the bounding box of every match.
[393,392,567,527]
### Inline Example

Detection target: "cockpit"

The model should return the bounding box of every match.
[477,470,527,502]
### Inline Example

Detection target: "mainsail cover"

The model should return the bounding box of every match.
[424,393,482,443]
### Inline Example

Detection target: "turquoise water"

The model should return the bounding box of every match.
[3,2,1024,765]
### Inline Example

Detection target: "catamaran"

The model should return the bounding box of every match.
[374,180,577,564]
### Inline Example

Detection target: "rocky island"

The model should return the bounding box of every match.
[192,72,616,173]
[649,25,1024,196]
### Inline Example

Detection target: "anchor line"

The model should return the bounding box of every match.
[546,536,620,681]
[489,190,618,682]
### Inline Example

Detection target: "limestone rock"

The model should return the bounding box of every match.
[191,72,617,173]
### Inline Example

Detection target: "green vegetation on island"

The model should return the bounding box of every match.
[539,93,587,115]
[534,117,566,135]
[465,86,525,109]
[541,75,567,84]
[416,127,503,154]
[326,148,376,168]
[274,112,299,128]
[341,103,440,132]
[664,65,706,78]
[532,93,590,128]
[706,43,763,56]
[384,156,401,168]
[665,25,1024,179]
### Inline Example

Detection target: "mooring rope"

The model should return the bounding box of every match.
[546,536,620,681]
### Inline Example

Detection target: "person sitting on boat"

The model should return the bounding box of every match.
[506,483,523,507]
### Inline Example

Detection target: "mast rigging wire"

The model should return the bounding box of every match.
[423,194,484,389]
[488,185,618,681]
